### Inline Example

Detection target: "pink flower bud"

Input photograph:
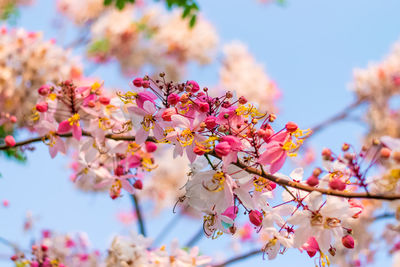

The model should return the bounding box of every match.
[114,165,124,176]
[329,178,346,191]
[99,96,110,105]
[266,181,277,190]
[4,135,15,147]
[167,93,180,105]
[36,102,48,112]
[193,145,206,155]
[145,141,157,153]
[142,80,150,88]
[2,199,9,207]
[261,129,274,142]
[285,121,298,133]
[186,80,200,92]
[38,85,51,95]
[239,96,247,104]
[380,147,391,158]
[10,116,17,123]
[133,180,143,190]
[199,102,209,113]
[249,210,263,226]
[222,206,239,221]
[215,141,231,157]
[204,116,217,129]
[10,255,18,261]
[162,108,176,121]
[132,78,143,87]
[321,148,332,158]
[342,235,354,249]
[306,175,319,187]
[41,244,48,251]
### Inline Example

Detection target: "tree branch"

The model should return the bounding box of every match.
[310,98,365,136]
[130,194,147,237]
[3,132,400,201]
[212,249,262,267]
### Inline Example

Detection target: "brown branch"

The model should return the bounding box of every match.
[130,194,147,237]
[3,132,400,201]
[310,98,365,136]
[212,249,262,267]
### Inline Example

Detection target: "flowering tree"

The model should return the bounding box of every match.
[1,1,400,267]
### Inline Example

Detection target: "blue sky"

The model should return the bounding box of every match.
[1,0,400,266]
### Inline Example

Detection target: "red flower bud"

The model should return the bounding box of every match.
[380,147,391,158]
[114,165,124,176]
[215,141,231,157]
[167,93,180,105]
[4,135,15,147]
[193,146,206,155]
[99,96,110,105]
[36,102,48,112]
[199,102,209,113]
[10,116,17,123]
[41,244,48,251]
[38,85,51,95]
[285,122,298,133]
[132,78,143,87]
[142,80,150,88]
[329,178,346,191]
[306,175,319,187]
[186,80,200,93]
[204,116,217,129]
[249,210,263,226]
[10,255,18,261]
[342,235,354,249]
[162,108,176,122]
[145,141,157,153]
[133,180,143,190]
[321,148,332,159]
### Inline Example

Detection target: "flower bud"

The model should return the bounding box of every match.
[342,143,350,151]
[41,244,48,251]
[145,142,157,153]
[10,255,18,261]
[238,96,247,104]
[225,91,233,98]
[285,122,298,133]
[193,145,206,155]
[306,175,319,187]
[380,147,391,158]
[4,135,15,147]
[10,116,17,123]
[114,165,124,176]
[321,148,332,159]
[133,180,143,190]
[204,116,217,129]
[249,210,263,226]
[312,168,322,177]
[215,141,231,157]
[99,96,110,105]
[132,78,143,87]
[38,85,51,95]
[329,178,346,191]
[394,151,400,163]
[199,102,209,113]
[342,235,354,249]
[142,80,150,88]
[36,102,48,112]
[167,93,180,105]
[186,80,200,93]
[161,108,176,121]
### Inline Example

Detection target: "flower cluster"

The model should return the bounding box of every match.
[0,27,82,126]
[21,75,392,265]
[106,233,211,267]
[351,40,400,140]
[219,42,279,112]
[11,231,101,267]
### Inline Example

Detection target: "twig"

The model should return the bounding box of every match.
[130,194,146,237]
[310,98,365,136]
[213,249,262,267]
[185,227,204,247]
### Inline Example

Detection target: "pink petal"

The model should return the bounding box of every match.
[73,125,82,141]
[57,120,72,134]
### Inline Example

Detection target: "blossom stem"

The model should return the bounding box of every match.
[212,249,261,267]
[130,194,147,237]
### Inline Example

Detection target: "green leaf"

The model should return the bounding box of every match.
[104,0,113,6]
[189,14,196,28]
